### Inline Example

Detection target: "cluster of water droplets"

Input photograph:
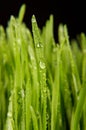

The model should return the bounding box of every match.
[7,96,13,118]
[36,43,43,48]
[17,89,25,104]
[46,113,49,121]
[46,112,50,129]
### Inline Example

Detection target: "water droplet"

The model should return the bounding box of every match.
[21,89,24,98]
[36,43,43,48]
[43,89,46,93]
[39,61,46,69]
[36,111,40,119]
[41,93,43,99]
[7,112,12,118]
[17,39,21,46]
[46,113,49,121]
[9,96,12,101]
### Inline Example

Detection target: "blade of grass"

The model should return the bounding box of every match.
[64,25,81,104]
[71,82,86,130]
[32,15,47,130]
[18,4,26,23]
[51,46,61,130]
[30,106,38,130]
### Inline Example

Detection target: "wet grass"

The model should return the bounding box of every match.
[0,4,86,130]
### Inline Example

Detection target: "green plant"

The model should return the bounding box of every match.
[0,4,86,130]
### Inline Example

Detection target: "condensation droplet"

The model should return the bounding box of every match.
[39,61,46,69]
[30,55,34,60]
[36,111,40,119]
[46,113,49,121]
[43,89,46,93]
[17,39,21,46]
[36,43,43,48]
[9,96,12,101]
[21,89,25,98]
[7,112,12,118]
[41,94,43,99]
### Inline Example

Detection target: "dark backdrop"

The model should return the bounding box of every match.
[0,0,86,42]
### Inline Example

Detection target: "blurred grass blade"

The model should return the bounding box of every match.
[18,4,26,22]
[71,83,86,130]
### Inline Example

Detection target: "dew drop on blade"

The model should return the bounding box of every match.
[39,61,46,69]
[7,112,12,118]
[17,39,21,46]
[36,43,43,48]
[46,113,49,121]
[21,89,25,98]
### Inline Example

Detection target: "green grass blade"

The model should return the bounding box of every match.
[71,83,86,130]
[18,4,26,22]
[51,46,61,130]
[32,15,47,130]
[30,106,38,130]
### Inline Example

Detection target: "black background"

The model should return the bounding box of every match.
[0,0,86,42]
